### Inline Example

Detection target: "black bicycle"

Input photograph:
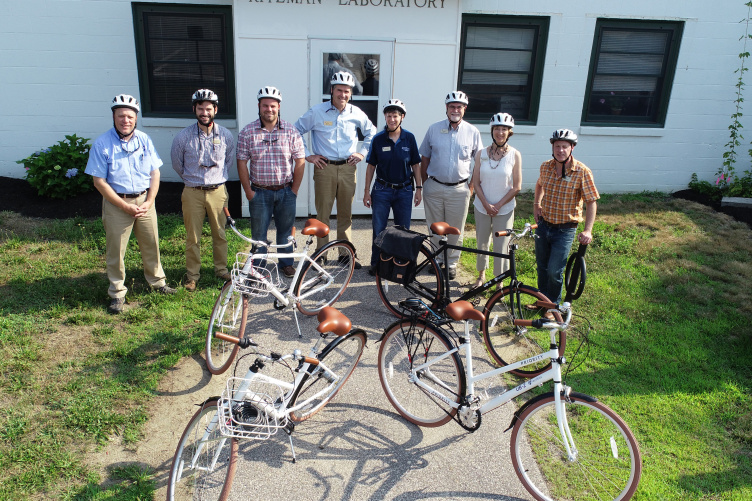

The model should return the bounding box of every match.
[376,221,587,377]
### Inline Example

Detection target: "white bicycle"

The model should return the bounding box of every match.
[206,208,356,374]
[169,306,367,500]
[378,298,642,501]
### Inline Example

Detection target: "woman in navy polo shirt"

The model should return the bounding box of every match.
[363,99,422,276]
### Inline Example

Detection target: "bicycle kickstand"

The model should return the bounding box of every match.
[292,307,303,338]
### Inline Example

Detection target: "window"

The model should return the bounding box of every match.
[132,3,235,118]
[582,19,683,126]
[458,15,549,124]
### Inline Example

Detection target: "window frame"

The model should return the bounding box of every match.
[131,2,236,119]
[581,18,684,127]
[458,14,550,125]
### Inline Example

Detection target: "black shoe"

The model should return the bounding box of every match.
[368,266,377,277]
[353,257,362,270]
[447,267,456,280]
[108,297,125,314]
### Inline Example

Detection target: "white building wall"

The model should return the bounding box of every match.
[0,0,235,185]
[0,0,748,196]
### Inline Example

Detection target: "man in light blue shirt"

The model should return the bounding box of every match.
[85,94,175,314]
[295,71,377,267]
[419,91,483,279]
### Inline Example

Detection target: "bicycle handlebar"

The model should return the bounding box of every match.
[214,331,321,366]
[223,208,296,248]
[494,222,537,239]
[513,302,573,331]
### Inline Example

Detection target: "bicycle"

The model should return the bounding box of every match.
[377,298,641,501]
[377,221,570,377]
[169,306,368,501]
[206,208,356,375]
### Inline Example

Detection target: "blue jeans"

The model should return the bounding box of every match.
[370,182,413,268]
[249,186,296,267]
[534,221,576,303]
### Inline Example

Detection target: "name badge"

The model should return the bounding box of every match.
[213,138,221,145]
[382,146,391,152]
[440,129,449,134]
[324,121,333,126]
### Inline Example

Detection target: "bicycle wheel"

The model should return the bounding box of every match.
[482,285,565,377]
[288,329,367,422]
[167,398,239,501]
[511,393,641,501]
[295,240,355,316]
[376,245,443,318]
[206,281,248,375]
[378,319,464,427]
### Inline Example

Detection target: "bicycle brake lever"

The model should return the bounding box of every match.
[238,337,258,349]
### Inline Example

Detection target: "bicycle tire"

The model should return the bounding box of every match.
[167,398,239,501]
[482,285,565,377]
[378,319,465,427]
[288,329,367,422]
[295,240,355,316]
[510,393,642,501]
[376,244,443,318]
[206,281,248,375]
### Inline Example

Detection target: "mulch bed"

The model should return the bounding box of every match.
[0,176,243,219]
[672,189,752,228]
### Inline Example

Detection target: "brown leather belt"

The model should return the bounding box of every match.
[540,218,578,229]
[325,159,348,165]
[252,182,292,191]
[117,190,146,199]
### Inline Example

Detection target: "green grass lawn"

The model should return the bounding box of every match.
[1,192,751,499]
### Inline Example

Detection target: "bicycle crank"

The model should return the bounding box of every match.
[457,405,482,432]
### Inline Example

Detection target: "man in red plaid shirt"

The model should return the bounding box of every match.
[237,86,305,278]
[533,129,599,304]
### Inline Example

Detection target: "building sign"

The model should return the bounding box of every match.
[249,0,446,8]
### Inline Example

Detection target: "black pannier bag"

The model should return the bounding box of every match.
[373,225,427,284]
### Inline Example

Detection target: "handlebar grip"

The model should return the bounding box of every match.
[215,332,240,344]
[530,223,538,229]
[513,318,545,328]
[302,356,319,366]
[494,230,510,237]
[534,300,558,310]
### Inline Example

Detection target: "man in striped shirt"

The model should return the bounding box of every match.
[237,86,305,278]
[533,129,599,304]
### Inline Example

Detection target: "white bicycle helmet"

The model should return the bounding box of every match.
[331,71,355,88]
[365,59,379,76]
[445,91,469,106]
[257,86,282,103]
[490,113,514,129]
[111,94,140,113]
[192,89,219,105]
[383,99,407,115]
[550,128,578,146]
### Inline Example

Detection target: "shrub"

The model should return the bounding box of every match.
[17,134,93,199]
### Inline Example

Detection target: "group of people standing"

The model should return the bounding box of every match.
[84,70,598,314]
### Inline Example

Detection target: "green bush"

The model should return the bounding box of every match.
[17,134,93,199]
[688,171,752,200]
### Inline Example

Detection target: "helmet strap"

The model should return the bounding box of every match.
[113,118,137,141]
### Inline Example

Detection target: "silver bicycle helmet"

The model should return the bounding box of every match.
[331,71,355,88]
[192,89,219,105]
[490,113,514,129]
[445,91,469,105]
[111,94,140,113]
[364,59,379,76]
[550,129,578,146]
[257,86,282,103]
[383,99,407,116]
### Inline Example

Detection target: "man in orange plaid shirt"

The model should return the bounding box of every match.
[533,129,599,304]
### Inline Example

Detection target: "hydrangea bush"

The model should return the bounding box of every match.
[17,134,93,199]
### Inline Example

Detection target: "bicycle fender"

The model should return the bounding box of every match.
[195,396,222,408]
[320,328,368,357]
[504,391,598,432]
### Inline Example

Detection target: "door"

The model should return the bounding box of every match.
[306,39,393,217]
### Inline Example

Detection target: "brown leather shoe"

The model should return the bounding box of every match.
[217,271,231,282]
[282,265,296,278]
[184,279,197,292]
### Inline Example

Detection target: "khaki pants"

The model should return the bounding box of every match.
[102,193,166,299]
[181,186,229,281]
[313,162,356,251]
[475,209,515,276]
[422,178,472,269]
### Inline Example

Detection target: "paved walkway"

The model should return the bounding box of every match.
[172,217,533,501]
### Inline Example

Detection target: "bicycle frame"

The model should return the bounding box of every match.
[407,311,579,460]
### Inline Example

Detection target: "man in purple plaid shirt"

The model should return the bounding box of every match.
[237,86,305,278]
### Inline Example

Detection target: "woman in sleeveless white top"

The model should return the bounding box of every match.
[471,119,522,288]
